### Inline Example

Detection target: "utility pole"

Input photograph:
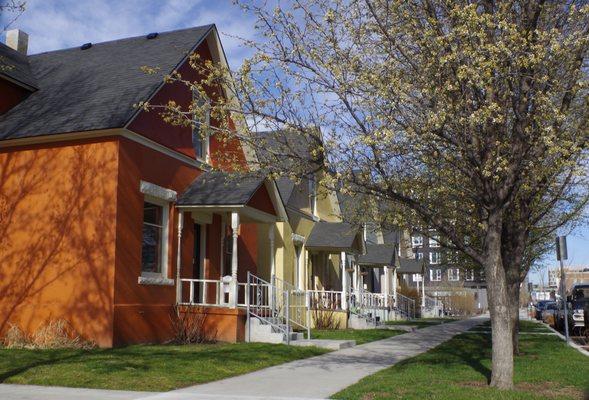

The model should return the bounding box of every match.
[556,236,570,342]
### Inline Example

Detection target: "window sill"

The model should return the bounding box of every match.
[138,275,175,286]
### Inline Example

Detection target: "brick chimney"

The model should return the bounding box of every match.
[6,29,29,54]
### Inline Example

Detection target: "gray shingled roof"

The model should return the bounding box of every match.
[357,244,396,266]
[397,258,425,274]
[0,43,37,89]
[254,129,323,207]
[177,171,265,206]
[381,230,399,245]
[0,25,213,140]
[306,221,362,252]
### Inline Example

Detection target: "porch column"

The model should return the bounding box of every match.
[269,226,275,279]
[230,212,239,307]
[421,272,426,309]
[393,268,398,303]
[269,225,276,313]
[341,252,348,310]
[175,211,184,304]
[383,266,390,307]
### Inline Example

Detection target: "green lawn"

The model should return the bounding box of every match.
[0,342,329,391]
[333,323,589,400]
[311,328,405,345]
[473,320,554,333]
[386,317,459,329]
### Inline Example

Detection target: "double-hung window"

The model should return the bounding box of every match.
[411,235,423,247]
[416,252,424,260]
[465,269,475,281]
[429,233,440,248]
[429,251,441,265]
[448,268,460,281]
[192,89,210,162]
[138,181,176,285]
[308,174,317,217]
[430,269,442,282]
[141,199,169,275]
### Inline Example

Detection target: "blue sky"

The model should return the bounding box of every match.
[2,0,588,281]
[0,0,256,68]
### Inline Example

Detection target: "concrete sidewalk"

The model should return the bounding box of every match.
[0,316,485,400]
[141,316,485,400]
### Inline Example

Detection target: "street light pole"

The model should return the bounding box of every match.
[556,236,570,343]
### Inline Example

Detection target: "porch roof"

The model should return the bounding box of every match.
[178,171,265,206]
[397,257,425,274]
[357,244,396,267]
[176,171,287,223]
[305,221,365,254]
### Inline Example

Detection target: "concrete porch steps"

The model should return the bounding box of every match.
[245,317,305,344]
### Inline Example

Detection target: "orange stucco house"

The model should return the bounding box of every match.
[0,26,286,347]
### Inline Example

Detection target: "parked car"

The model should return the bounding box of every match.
[554,284,589,335]
[535,300,550,320]
[569,284,588,335]
[541,301,557,327]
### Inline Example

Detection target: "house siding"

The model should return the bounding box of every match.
[0,138,119,347]
[112,136,201,345]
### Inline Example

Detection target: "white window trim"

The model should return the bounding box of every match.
[191,89,211,164]
[448,268,460,282]
[429,234,440,248]
[416,252,424,260]
[430,269,442,282]
[308,174,317,217]
[412,235,423,247]
[429,251,441,265]
[465,269,475,281]
[412,273,422,282]
[139,182,177,285]
[140,180,177,202]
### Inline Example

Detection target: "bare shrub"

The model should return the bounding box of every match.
[398,285,419,300]
[3,320,95,349]
[3,324,29,348]
[441,291,477,316]
[312,309,341,330]
[170,305,216,344]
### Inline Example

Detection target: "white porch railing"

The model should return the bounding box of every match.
[177,277,417,324]
[178,278,228,306]
[307,290,344,311]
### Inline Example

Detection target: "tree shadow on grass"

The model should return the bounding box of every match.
[0,350,87,383]
[0,343,324,388]
[392,332,492,383]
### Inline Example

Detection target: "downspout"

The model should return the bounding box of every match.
[175,211,184,304]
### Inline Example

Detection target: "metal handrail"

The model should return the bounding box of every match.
[395,292,416,319]
[246,272,289,342]
[274,276,311,339]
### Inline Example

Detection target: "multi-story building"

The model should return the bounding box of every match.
[404,231,488,313]
[549,266,589,294]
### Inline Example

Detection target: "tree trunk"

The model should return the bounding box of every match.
[485,211,514,389]
[507,281,520,355]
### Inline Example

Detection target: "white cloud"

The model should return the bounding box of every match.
[1,0,257,68]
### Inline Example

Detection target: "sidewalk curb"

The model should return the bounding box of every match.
[529,318,589,357]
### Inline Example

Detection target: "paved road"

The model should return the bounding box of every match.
[0,316,486,400]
